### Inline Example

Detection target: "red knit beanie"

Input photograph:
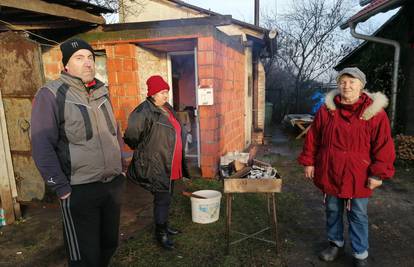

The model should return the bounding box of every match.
[146,75,170,97]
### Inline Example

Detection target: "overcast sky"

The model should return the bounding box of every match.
[184,0,399,34]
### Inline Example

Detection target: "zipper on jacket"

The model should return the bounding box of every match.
[91,103,107,175]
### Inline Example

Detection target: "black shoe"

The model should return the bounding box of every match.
[155,224,174,250]
[354,257,369,267]
[166,224,181,235]
[319,242,344,262]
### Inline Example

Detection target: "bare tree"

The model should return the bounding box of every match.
[263,0,354,113]
[83,0,147,23]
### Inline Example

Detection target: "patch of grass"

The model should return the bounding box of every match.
[112,178,293,266]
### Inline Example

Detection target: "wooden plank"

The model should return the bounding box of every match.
[224,178,282,193]
[0,0,105,24]
[0,89,16,224]
[0,21,86,30]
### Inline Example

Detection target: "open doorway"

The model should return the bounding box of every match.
[168,51,200,169]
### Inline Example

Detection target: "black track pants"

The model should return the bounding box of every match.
[59,174,125,267]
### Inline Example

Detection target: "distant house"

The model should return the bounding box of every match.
[0,0,275,221]
[336,0,414,134]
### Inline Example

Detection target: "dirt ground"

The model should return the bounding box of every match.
[0,178,154,267]
[0,124,413,267]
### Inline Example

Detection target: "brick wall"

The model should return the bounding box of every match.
[97,43,140,132]
[42,47,62,81]
[197,36,245,177]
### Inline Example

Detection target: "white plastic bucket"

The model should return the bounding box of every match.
[190,190,222,224]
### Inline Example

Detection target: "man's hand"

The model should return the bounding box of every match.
[367,177,382,190]
[304,166,315,180]
[60,192,71,200]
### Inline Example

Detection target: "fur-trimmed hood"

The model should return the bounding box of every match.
[324,89,389,120]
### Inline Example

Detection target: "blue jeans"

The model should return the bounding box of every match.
[325,195,369,259]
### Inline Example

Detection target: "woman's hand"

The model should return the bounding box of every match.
[304,166,315,180]
[367,177,382,190]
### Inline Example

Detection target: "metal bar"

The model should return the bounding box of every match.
[271,193,281,255]
[230,227,271,245]
[226,193,231,254]
[349,22,400,131]
[231,229,276,245]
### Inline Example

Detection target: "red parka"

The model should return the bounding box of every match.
[298,90,395,198]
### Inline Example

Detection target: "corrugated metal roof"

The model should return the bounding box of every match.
[341,0,404,29]
[350,0,390,21]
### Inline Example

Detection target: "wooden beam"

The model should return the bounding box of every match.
[0,89,17,224]
[0,20,86,30]
[0,0,105,24]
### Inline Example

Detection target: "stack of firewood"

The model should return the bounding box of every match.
[396,134,414,161]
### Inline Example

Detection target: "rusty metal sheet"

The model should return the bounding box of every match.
[0,31,45,201]
[0,32,44,97]
[12,155,44,201]
[2,98,32,151]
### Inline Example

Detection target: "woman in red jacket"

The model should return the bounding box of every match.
[298,67,395,267]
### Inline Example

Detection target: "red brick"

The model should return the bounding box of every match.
[201,155,218,166]
[201,143,219,155]
[198,51,214,65]
[105,45,115,58]
[117,72,135,84]
[114,59,124,72]
[198,65,213,78]
[223,80,233,90]
[114,44,133,57]
[199,78,214,87]
[201,130,218,142]
[108,73,117,85]
[44,63,59,77]
[120,97,138,110]
[199,107,217,119]
[123,58,134,71]
[201,166,217,178]
[125,84,139,97]
[200,117,218,130]
[198,37,214,51]
[113,108,127,122]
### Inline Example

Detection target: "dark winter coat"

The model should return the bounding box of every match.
[298,90,395,198]
[123,99,188,193]
[31,72,122,198]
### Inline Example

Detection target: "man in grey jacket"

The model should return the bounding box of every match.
[31,38,125,267]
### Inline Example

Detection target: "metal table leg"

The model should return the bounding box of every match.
[271,193,281,255]
[226,193,232,254]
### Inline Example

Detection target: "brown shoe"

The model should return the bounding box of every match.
[319,242,344,262]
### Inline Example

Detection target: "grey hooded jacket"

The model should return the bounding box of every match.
[31,72,122,197]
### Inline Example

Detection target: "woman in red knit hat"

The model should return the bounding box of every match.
[124,75,189,250]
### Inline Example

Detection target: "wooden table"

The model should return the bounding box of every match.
[284,114,314,139]
[293,119,313,139]
[223,178,282,255]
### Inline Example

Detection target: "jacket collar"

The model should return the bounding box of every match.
[325,89,389,120]
[145,98,175,114]
[60,71,107,100]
